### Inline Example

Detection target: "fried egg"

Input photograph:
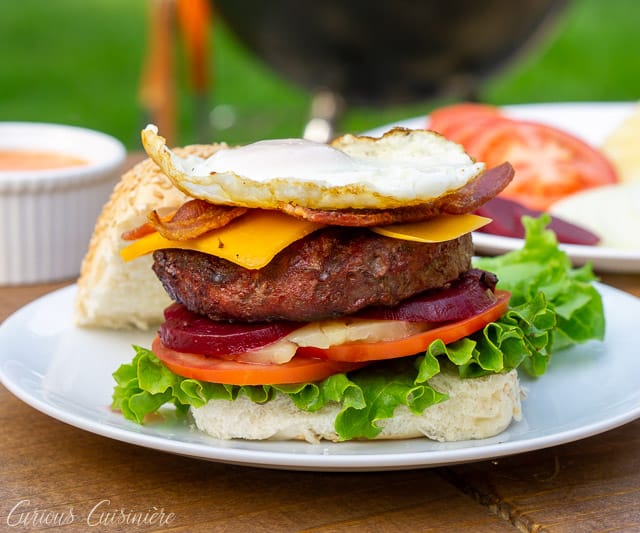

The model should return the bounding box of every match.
[141,125,485,210]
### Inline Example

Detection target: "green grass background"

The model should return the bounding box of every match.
[1,0,639,150]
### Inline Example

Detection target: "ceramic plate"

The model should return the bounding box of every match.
[366,102,640,273]
[1,284,639,472]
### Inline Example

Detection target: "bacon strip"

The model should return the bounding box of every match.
[121,221,162,241]
[148,199,247,240]
[280,162,514,227]
[122,200,247,241]
[121,206,179,241]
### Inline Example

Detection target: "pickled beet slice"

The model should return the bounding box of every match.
[475,196,600,246]
[355,269,498,323]
[160,303,300,356]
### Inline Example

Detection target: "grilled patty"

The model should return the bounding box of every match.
[153,228,473,322]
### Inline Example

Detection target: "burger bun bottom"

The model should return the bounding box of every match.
[192,366,522,443]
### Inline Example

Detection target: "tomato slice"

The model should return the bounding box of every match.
[296,290,510,363]
[464,119,618,211]
[427,102,618,211]
[427,103,502,144]
[151,336,365,385]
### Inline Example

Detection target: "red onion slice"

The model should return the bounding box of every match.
[475,196,600,246]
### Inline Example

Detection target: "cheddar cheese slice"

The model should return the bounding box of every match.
[120,210,490,270]
[121,210,324,269]
[371,214,491,243]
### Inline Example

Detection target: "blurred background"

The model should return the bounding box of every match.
[1,0,639,151]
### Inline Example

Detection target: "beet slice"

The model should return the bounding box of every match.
[160,303,299,356]
[355,269,498,323]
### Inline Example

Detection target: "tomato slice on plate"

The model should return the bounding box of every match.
[427,103,500,133]
[464,119,618,211]
[151,336,365,385]
[296,290,510,363]
[427,103,502,144]
[426,102,618,211]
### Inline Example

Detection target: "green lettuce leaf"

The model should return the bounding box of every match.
[473,215,605,354]
[112,214,605,440]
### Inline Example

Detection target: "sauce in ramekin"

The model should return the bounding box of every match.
[0,149,88,171]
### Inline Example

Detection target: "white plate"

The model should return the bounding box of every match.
[367,102,640,273]
[1,284,639,472]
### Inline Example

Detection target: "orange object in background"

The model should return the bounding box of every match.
[177,0,211,94]
[138,0,212,146]
[177,0,213,142]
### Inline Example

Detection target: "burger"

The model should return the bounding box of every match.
[75,126,604,443]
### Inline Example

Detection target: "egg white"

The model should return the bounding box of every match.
[141,125,485,210]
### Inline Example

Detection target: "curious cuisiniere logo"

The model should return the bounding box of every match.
[5,499,176,529]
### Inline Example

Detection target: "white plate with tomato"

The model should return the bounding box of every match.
[368,102,640,273]
[1,283,640,471]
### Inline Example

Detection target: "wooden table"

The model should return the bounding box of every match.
[1,272,639,532]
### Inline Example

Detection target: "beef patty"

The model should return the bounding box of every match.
[152,228,473,322]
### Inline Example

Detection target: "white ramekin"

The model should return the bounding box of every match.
[0,122,126,285]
